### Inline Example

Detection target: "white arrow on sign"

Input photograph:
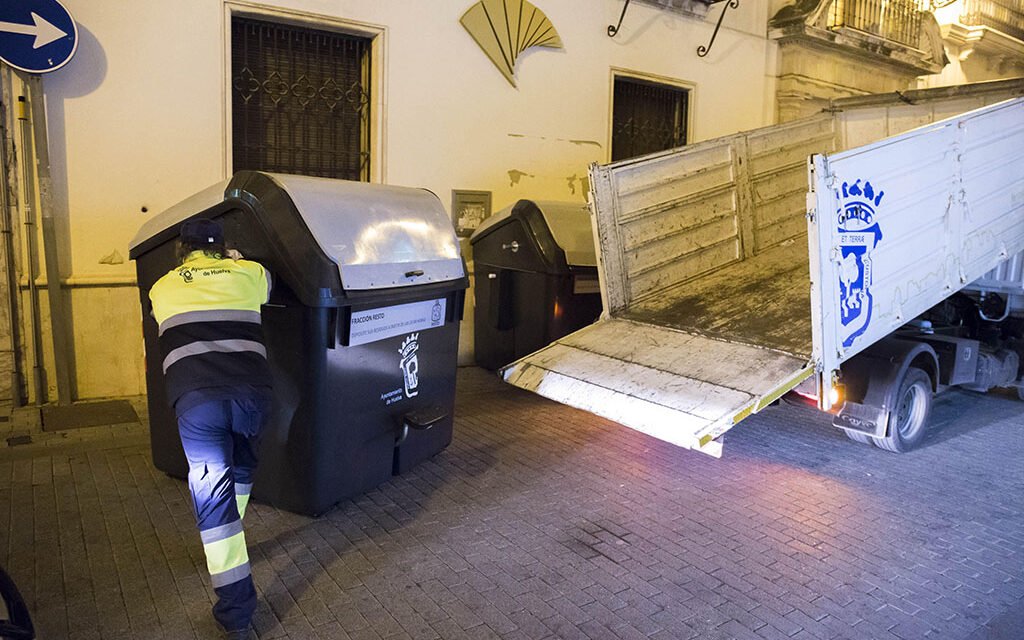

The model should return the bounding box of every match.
[0,12,67,50]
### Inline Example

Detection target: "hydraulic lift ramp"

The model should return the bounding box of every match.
[503,318,811,457]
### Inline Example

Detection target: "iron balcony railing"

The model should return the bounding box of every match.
[829,0,927,48]
[960,0,1024,42]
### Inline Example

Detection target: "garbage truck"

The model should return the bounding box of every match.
[501,79,1024,456]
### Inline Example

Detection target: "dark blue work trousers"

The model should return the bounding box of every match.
[176,388,270,632]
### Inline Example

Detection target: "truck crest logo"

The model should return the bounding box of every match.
[836,179,884,349]
[399,333,420,398]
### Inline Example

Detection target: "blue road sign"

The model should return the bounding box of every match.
[0,0,77,74]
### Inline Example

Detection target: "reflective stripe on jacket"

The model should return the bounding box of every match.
[150,251,272,406]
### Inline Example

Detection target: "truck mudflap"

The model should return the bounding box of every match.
[501,318,812,457]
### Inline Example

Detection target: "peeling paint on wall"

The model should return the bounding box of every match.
[99,250,125,265]
[507,133,603,149]
[507,169,534,187]
[564,174,592,197]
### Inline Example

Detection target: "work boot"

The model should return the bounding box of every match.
[212,577,257,638]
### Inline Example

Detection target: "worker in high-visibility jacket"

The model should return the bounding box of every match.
[148,218,273,640]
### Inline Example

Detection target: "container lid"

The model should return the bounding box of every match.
[534,200,596,267]
[268,173,464,290]
[472,199,595,267]
[130,173,464,293]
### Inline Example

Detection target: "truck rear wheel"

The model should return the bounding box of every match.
[845,430,873,445]
[874,367,932,453]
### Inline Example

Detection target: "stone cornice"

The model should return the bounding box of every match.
[943,22,1024,60]
[770,21,947,75]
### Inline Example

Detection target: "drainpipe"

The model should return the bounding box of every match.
[16,93,45,405]
[0,71,23,406]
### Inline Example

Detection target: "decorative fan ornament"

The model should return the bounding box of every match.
[460,0,563,87]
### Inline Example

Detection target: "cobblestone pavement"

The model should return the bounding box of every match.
[1,368,1022,640]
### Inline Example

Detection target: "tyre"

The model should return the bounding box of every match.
[845,430,873,445]
[873,367,932,453]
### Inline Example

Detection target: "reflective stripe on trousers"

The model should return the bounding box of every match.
[199,515,250,587]
[236,482,253,518]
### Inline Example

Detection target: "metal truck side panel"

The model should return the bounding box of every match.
[834,78,1024,148]
[589,115,836,313]
[811,98,1024,409]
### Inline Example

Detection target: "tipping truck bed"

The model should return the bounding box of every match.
[501,79,1024,456]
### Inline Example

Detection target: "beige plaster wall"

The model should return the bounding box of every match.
[15,285,144,402]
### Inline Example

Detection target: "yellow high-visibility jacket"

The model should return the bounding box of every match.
[149,251,272,407]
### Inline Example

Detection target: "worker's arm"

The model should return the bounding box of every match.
[262,266,273,302]
[230,250,273,303]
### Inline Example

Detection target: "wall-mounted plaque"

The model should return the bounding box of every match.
[452,190,492,238]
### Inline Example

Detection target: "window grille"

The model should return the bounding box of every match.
[231,16,372,181]
[612,78,689,162]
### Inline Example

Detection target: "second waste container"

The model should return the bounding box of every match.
[129,171,468,516]
[470,199,602,370]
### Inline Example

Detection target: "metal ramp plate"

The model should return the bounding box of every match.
[501,318,811,456]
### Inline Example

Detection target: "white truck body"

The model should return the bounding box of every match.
[810,98,1024,409]
[502,80,1024,456]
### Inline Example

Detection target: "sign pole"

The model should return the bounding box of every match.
[25,72,72,405]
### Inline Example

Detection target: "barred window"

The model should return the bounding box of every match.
[231,16,372,181]
[612,77,689,162]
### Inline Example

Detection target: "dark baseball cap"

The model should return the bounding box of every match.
[180,218,224,246]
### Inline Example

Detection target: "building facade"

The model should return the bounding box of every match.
[926,0,1024,86]
[768,0,948,120]
[0,0,782,403]
[1,0,1022,405]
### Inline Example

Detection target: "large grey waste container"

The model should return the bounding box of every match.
[470,199,602,370]
[129,171,468,515]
